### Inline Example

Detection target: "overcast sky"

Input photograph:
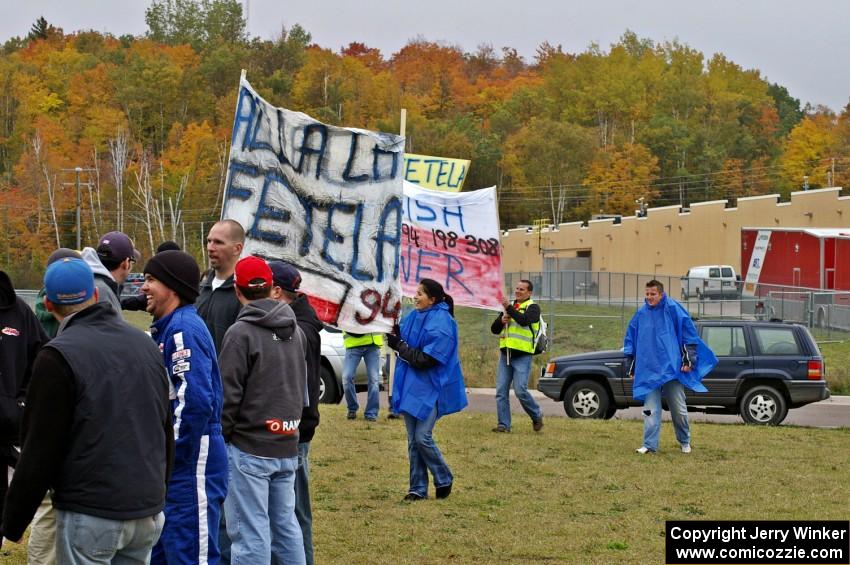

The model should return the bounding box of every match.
[3,0,849,112]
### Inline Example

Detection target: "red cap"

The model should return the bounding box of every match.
[234,256,272,289]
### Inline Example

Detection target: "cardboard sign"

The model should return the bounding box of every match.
[403,153,469,192]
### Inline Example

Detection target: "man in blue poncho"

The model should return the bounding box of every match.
[623,280,717,454]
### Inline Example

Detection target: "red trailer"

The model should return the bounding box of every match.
[741,228,850,291]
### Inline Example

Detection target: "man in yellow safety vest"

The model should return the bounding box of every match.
[490,279,544,433]
[342,332,384,421]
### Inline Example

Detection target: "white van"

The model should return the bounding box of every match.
[680,265,739,300]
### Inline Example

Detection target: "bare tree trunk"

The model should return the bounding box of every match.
[108,130,129,232]
[131,152,156,253]
[44,170,60,248]
[557,184,567,225]
[89,147,100,236]
[167,174,187,241]
[547,177,557,226]
[31,133,61,247]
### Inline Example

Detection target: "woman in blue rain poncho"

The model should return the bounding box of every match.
[623,280,717,454]
[388,279,467,501]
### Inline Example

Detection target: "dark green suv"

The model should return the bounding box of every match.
[537,319,830,425]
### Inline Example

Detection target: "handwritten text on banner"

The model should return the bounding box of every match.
[403,153,469,192]
[401,181,504,310]
[223,77,404,332]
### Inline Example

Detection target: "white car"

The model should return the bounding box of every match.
[319,327,389,403]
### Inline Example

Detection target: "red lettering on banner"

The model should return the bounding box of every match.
[400,224,502,300]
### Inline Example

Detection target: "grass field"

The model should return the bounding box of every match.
[4,406,847,564]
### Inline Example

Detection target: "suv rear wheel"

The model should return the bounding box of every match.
[563,380,610,419]
[739,385,787,425]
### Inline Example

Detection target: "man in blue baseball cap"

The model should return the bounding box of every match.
[1,258,173,563]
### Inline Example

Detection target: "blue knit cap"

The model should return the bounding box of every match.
[44,258,95,305]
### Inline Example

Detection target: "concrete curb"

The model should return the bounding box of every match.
[466,388,850,406]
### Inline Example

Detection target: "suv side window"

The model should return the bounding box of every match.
[709,267,721,277]
[753,327,802,355]
[703,326,748,356]
[721,267,733,277]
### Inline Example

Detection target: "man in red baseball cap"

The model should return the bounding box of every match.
[219,256,308,564]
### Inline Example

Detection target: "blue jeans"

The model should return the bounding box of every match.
[343,345,381,419]
[403,406,453,497]
[55,509,164,564]
[641,379,690,451]
[224,444,305,565]
[495,351,541,429]
[295,442,314,565]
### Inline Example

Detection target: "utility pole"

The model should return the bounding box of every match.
[61,167,96,249]
[400,108,407,151]
[75,167,82,249]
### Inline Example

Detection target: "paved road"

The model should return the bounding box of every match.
[370,390,850,428]
[463,389,850,429]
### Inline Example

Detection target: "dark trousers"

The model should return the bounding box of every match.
[0,443,19,548]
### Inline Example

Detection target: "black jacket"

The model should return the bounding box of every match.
[289,294,322,444]
[1,303,173,540]
[196,272,241,354]
[0,272,47,444]
[121,292,148,312]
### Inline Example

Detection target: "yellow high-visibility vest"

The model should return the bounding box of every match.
[343,332,384,348]
[499,298,538,354]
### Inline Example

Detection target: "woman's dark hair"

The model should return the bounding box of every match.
[419,278,455,317]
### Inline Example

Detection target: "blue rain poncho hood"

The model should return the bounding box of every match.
[391,301,467,420]
[623,293,717,401]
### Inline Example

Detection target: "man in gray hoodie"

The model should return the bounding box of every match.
[80,231,140,315]
[219,256,308,565]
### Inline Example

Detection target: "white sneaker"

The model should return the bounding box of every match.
[681,444,692,454]
[635,446,652,454]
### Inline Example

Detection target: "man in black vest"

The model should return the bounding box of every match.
[0,258,173,562]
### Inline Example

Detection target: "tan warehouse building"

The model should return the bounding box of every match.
[500,187,850,280]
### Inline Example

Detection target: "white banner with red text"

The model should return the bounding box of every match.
[401,181,504,310]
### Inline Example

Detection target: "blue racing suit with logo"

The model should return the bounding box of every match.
[149,305,228,565]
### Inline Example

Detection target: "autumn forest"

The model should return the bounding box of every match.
[1,0,849,286]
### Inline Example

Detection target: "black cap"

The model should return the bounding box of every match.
[268,261,302,292]
[143,251,200,304]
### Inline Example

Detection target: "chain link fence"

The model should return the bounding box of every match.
[16,272,850,340]
[15,289,40,310]
[496,271,850,340]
